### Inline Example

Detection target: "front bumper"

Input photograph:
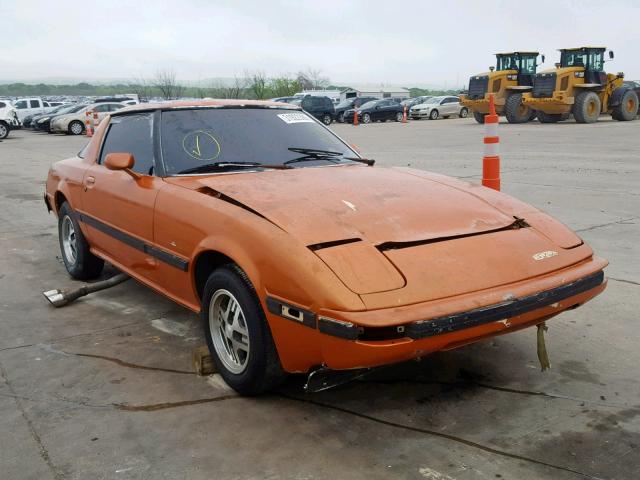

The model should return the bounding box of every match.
[522,95,574,114]
[265,257,607,372]
[459,95,506,114]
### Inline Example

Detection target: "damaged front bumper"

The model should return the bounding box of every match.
[265,256,607,372]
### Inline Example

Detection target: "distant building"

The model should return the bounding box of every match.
[340,86,410,102]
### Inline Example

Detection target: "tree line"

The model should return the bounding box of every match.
[0,68,461,99]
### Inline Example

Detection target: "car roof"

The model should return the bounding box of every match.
[113,99,298,116]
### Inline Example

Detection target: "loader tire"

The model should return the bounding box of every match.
[473,111,486,124]
[611,89,638,121]
[504,93,532,124]
[573,91,601,123]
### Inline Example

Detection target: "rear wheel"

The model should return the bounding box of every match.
[537,112,562,123]
[202,265,285,395]
[459,107,469,118]
[473,111,486,124]
[573,91,601,123]
[504,93,533,124]
[57,202,104,279]
[429,109,439,120]
[611,89,638,121]
[68,120,84,135]
[0,122,8,140]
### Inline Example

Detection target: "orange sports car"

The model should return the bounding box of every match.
[45,100,607,394]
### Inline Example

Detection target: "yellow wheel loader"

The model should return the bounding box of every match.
[459,52,543,124]
[522,47,638,123]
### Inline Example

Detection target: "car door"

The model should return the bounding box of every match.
[447,97,461,115]
[79,112,163,277]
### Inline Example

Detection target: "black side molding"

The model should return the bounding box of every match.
[266,297,316,329]
[406,271,605,339]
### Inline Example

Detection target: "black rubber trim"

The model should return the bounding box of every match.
[77,211,189,271]
[318,317,359,340]
[406,271,604,339]
[266,297,316,329]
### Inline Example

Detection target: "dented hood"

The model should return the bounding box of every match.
[169,166,517,246]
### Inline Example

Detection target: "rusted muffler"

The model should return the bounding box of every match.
[43,273,129,308]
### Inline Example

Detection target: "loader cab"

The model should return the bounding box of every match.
[559,47,607,85]
[495,52,539,86]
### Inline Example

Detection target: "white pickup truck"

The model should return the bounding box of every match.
[0,100,21,139]
[12,97,59,122]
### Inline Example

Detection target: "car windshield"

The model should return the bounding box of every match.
[160,107,358,175]
[359,101,378,109]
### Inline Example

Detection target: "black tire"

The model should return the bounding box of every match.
[429,109,439,120]
[0,121,8,140]
[57,202,104,280]
[611,89,638,121]
[573,91,601,123]
[528,111,537,122]
[537,112,562,123]
[362,113,372,124]
[337,113,345,123]
[321,114,332,125]
[473,111,486,124]
[459,107,469,118]
[504,93,533,124]
[68,120,84,135]
[202,265,285,395]
[395,111,404,122]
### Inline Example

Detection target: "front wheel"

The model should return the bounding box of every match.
[202,265,285,395]
[362,113,372,124]
[573,91,601,123]
[504,93,532,124]
[321,114,333,125]
[68,120,84,135]
[0,122,8,140]
[337,113,345,123]
[473,111,486,124]
[429,109,439,120]
[395,112,404,122]
[459,107,469,118]
[57,202,104,279]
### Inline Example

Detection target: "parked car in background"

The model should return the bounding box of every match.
[25,104,71,129]
[34,104,88,132]
[400,96,432,112]
[271,97,298,103]
[334,96,377,123]
[344,99,405,124]
[49,102,125,135]
[410,96,468,120]
[12,97,58,121]
[291,95,335,125]
[0,100,21,139]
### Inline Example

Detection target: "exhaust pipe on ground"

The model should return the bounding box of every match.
[43,273,130,308]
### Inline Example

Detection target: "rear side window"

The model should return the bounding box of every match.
[30,100,40,108]
[0,102,5,108]
[100,114,155,175]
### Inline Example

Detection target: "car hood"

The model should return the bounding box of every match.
[168,166,519,246]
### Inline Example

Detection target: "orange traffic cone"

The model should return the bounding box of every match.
[353,108,359,126]
[85,110,93,137]
[402,105,407,123]
[482,94,500,191]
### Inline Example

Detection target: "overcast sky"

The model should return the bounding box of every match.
[2,0,639,87]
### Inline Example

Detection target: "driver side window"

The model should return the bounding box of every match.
[99,113,155,175]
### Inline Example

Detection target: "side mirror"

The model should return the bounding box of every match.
[375,106,380,110]
[489,66,495,72]
[609,50,614,60]
[541,54,546,63]
[104,153,139,179]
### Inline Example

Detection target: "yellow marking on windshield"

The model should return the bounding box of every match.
[182,130,221,161]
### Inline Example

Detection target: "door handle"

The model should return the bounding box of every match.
[84,176,95,191]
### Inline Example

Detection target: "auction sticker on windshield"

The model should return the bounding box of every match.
[277,112,314,124]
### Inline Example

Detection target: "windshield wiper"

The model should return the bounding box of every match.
[287,147,344,157]
[177,161,289,174]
